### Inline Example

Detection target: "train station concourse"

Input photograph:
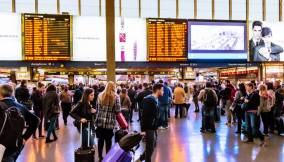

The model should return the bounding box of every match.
[0,0,284,162]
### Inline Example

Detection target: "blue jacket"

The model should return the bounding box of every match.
[158,85,172,106]
[1,98,39,140]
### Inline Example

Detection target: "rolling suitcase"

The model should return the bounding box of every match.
[74,122,95,162]
[102,143,125,162]
[116,112,129,129]
[214,106,221,122]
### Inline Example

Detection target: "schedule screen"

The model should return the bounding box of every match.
[147,18,188,61]
[23,14,71,61]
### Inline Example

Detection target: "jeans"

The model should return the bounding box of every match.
[261,112,271,135]
[158,105,169,127]
[46,117,57,139]
[245,112,264,141]
[201,106,215,131]
[81,127,94,149]
[193,98,199,111]
[175,104,184,118]
[235,106,244,132]
[61,102,72,125]
[33,110,43,137]
[96,128,114,158]
[139,130,157,162]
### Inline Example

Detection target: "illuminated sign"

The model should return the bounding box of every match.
[23,14,71,61]
[147,18,188,62]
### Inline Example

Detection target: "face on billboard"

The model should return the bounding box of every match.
[252,26,262,41]
[249,21,284,62]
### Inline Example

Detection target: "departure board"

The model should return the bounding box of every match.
[23,14,71,61]
[147,18,188,61]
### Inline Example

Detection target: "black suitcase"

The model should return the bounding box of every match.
[75,122,95,162]
[276,116,284,136]
[214,106,221,122]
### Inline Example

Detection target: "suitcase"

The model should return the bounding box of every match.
[102,143,125,162]
[115,129,128,143]
[75,122,95,162]
[117,151,132,162]
[116,112,128,129]
[214,106,221,122]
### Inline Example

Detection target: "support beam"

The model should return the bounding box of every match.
[176,0,179,18]
[78,0,81,16]
[12,0,16,13]
[212,0,215,20]
[262,0,266,21]
[229,0,232,20]
[139,0,141,18]
[35,0,38,13]
[57,0,60,14]
[99,0,102,16]
[106,0,116,82]
[158,0,160,18]
[280,0,283,21]
[194,0,197,19]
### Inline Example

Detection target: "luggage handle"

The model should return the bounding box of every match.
[80,120,92,148]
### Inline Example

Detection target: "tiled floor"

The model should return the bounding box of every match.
[17,105,284,162]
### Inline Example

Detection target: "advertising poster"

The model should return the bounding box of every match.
[249,21,284,62]
[115,17,147,62]
[73,16,106,61]
[0,13,21,60]
[188,21,247,60]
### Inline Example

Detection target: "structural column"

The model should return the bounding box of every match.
[35,0,38,13]
[106,0,116,82]
[12,0,16,13]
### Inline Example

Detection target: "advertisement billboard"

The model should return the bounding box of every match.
[249,21,284,62]
[115,17,147,62]
[73,16,106,61]
[188,21,247,60]
[0,13,21,60]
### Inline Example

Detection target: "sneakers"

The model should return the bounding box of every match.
[158,126,166,130]
[46,138,54,143]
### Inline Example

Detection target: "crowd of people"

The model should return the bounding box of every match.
[0,78,284,162]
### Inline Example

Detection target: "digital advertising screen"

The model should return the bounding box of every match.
[73,16,106,61]
[115,18,147,62]
[147,18,188,62]
[249,21,284,62]
[188,21,247,60]
[0,13,21,60]
[22,13,71,61]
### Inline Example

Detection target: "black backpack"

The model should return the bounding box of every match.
[204,89,217,107]
[0,102,25,155]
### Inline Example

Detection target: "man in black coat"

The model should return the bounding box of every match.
[15,80,31,109]
[135,83,152,121]
[73,83,84,105]
[136,83,164,162]
[249,21,264,61]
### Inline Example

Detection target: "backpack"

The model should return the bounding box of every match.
[0,102,25,155]
[204,89,216,107]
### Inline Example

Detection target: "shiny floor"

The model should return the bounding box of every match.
[18,104,284,162]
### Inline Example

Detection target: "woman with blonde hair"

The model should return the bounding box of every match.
[95,81,121,161]
[259,83,275,136]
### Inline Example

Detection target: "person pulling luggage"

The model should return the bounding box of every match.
[70,88,96,149]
